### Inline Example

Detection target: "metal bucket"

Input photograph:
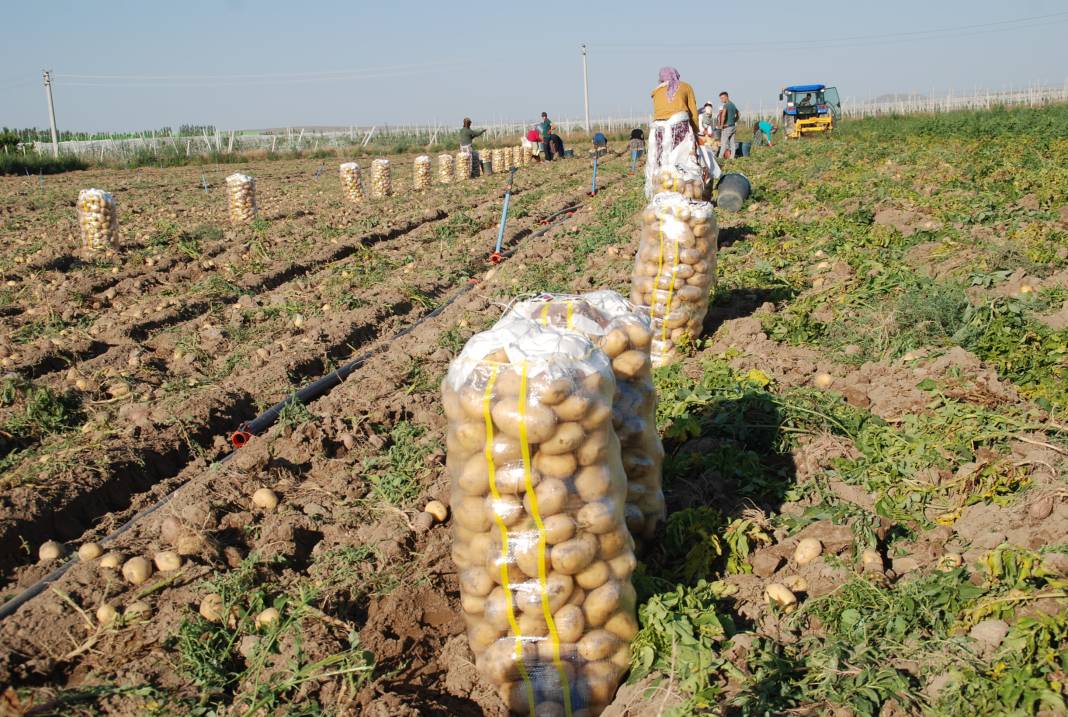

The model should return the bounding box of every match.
[563,149,575,158]
[717,172,751,212]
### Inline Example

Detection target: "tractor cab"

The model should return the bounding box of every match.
[780,84,841,139]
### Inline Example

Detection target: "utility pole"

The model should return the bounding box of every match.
[581,44,590,134]
[42,70,59,158]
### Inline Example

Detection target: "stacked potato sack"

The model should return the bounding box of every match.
[225,173,257,225]
[652,166,709,202]
[502,291,666,547]
[412,156,432,190]
[512,146,523,169]
[371,159,392,198]
[77,189,118,252]
[630,192,718,366]
[339,162,365,203]
[522,145,533,166]
[438,153,455,184]
[444,319,638,717]
[456,151,472,181]
[492,148,507,174]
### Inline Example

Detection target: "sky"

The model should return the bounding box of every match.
[2,0,1066,133]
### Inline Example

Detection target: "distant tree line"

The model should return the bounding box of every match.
[0,125,218,147]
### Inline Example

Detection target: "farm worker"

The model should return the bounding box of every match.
[592,131,608,156]
[628,128,645,173]
[753,120,775,147]
[799,93,814,106]
[698,101,717,138]
[717,91,739,159]
[547,132,565,158]
[523,127,542,159]
[538,112,555,160]
[645,66,701,198]
[459,118,486,167]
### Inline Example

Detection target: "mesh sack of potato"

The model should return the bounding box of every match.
[444,318,638,717]
[492,148,507,175]
[629,192,718,366]
[370,159,392,198]
[411,155,432,191]
[437,153,455,185]
[500,292,665,547]
[76,188,118,252]
[456,151,472,181]
[522,145,533,166]
[339,162,365,203]
[512,145,523,169]
[225,173,257,225]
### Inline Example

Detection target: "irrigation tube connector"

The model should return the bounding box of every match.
[0,195,589,623]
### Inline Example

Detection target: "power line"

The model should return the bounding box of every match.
[598,10,1068,51]
[53,59,473,84]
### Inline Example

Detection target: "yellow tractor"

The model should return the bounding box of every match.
[780,84,841,139]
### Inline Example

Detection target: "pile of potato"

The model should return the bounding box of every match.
[652,166,709,201]
[492,148,506,175]
[339,162,365,203]
[437,153,454,185]
[444,319,637,716]
[370,159,392,198]
[76,188,118,252]
[630,193,718,366]
[225,173,257,225]
[456,151,472,181]
[501,291,666,547]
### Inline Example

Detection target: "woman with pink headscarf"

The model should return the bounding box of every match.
[645,66,706,198]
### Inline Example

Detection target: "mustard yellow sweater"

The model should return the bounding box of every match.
[651,81,699,123]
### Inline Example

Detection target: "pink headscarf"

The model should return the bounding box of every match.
[658,67,681,100]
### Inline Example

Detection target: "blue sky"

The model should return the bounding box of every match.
[2,0,1066,132]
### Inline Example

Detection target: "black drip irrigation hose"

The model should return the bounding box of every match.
[0,195,588,623]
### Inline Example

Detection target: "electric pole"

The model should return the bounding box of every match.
[581,44,590,134]
[43,70,59,158]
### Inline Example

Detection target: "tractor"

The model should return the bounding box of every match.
[780,84,841,139]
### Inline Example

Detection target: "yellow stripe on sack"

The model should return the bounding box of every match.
[540,303,551,327]
[565,301,574,330]
[482,367,536,717]
[518,361,574,717]
[660,207,681,346]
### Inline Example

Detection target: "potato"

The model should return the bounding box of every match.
[99,552,124,569]
[459,566,495,597]
[577,499,619,534]
[450,422,485,453]
[543,513,577,545]
[583,660,623,704]
[597,528,632,559]
[575,465,613,501]
[601,547,634,580]
[516,573,573,615]
[535,376,574,406]
[453,494,493,532]
[567,586,587,607]
[517,610,549,637]
[601,329,629,358]
[458,385,486,420]
[583,580,622,626]
[575,560,611,590]
[469,618,503,654]
[794,537,823,565]
[122,556,153,585]
[579,400,613,431]
[491,398,557,443]
[483,587,511,630]
[125,600,151,619]
[478,637,535,684]
[578,629,622,661]
[499,681,533,715]
[550,534,598,575]
[38,540,64,562]
[251,488,279,511]
[514,539,543,578]
[576,429,610,466]
[553,604,586,643]
[490,494,525,526]
[540,422,585,455]
[534,451,577,480]
[553,392,591,421]
[153,550,182,572]
[424,500,449,523]
[764,583,798,612]
[461,592,486,614]
[524,478,569,517]
[199,593,225,622]
[78,542,103,562]
[604,609,639,641]
[255,607,281,628]
[96,602,118,626]
[611,350,651,380]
